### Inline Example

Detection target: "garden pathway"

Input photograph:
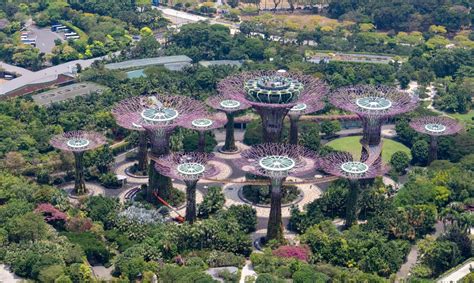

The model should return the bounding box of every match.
[240,261,257,283]
[0,264,23,282]
[437,259,474,283]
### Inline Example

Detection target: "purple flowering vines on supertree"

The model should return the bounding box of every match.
[409,116,463,164]
[235,143,318,242]
[50,131,106,195]
[153,152,218,223]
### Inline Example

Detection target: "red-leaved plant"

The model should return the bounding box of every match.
[272,245,311,262]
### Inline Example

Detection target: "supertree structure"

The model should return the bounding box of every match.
[409,116,462,164]
[319,152,389,227]
[50,131,106,195]
[235,143,317,242]
[154,152,218,223]
[218,71,327,143]
[113,94,206,202]
[206,94,251,152]
[288,100,325,145]
[179,112,227,152]
[112,100,148,174]
[330,85,418,161]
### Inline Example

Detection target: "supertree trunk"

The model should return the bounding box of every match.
[258,107,289,143]
[223,113,237,152]
[185,180,198,223]
[361,118,383,146]
[429,135,438,165]
[148,130,173,203]
[267,178,284,242]
[137,131,148,173]
[345,180,360,228]
[198,131,206,153]
[73,151,87,195]
[289,115,299,145]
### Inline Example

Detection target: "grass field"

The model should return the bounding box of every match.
[325,136,411,162]
[451,110,474,128]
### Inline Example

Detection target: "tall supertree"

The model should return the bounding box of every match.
[330,85,418,161]
[206,94,251,152]
[180,112,227,152]
[319,152,389,227]
[236,143,317,242]
[112,100,148,174]
[154,152,218,223]
[409,116,462,164]
[218,71,327,143]
[113,95,206,202]
[288,100,325,145]
[50,131,106,195]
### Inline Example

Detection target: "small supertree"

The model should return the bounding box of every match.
[113,94,206,202]
[409,116,462,164]
[219,71,327,143]
[154,152,218,223]
[180,112,227,152]
[112,101,148,174]
[235,143,317,242]
[319,152,389,227]
[206,94,251,152]
[50,131,106,195]
[288,100,325,145]
[330,85,418,161]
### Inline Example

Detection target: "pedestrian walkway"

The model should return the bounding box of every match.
[240,261,257,283]
[437,259,474,283]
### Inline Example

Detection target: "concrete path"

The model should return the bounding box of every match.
[240,261,257,283]
[437,260,474,283]
[92,265,114,281]
[0,264,23,282]
[0,62,33,76]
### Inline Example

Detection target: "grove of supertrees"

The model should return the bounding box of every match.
[318,152,390,227]
[409,116,463,164]
[218,71,327,143]
[112,94,206,202]
[206,94,251,152]
[154,152,218,223]
[288,100,325,145]
[180,112,227,152]
[236,143,317,242]
[50,131,106,195]
[330,85,418,161]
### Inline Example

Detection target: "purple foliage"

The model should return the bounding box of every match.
[272,245,311,262]
[50,131,106,152]
[35,203,67,223]
[409,116,462,136]
[153,152,218,181]
[179,112,227,132]
[318,151,389,179]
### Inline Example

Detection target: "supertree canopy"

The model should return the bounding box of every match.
[409,116,462,164]
[113,94,206,202]
[154,152,218,223]
[319,151,389,227]
[180,112,227,152]
[288,100,325,145]
[218,71,327,143]
[112,100,149,174]
[50,131,106,195]
[235,143,317,242]
[330,85,418,157]
[206,94,251,152]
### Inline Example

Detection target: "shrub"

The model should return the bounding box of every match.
[242,185,300,205]
[185,257,208,270]
[62,232,110,265]
[84,195,120,228]
[292,268,329,283]
[207,250,246,268]
[221,205,257,233]
[65,217,93,232]
[38,265,66,283]
[272,245,311,262]
[99,172,121,189]
[198,186,225,219]
[34,203,67,228]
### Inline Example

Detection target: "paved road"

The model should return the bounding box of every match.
[438,259,474,283]
[29,25,64,54]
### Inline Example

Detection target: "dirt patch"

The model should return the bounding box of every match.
[241,12,354,30]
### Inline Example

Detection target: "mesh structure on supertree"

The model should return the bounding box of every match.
[288,99,325,145]
[318,151,390,227]
[218,71,327,143]
[330,85,418,160]
[206,94,251,152]
[154,152,218,223]
[113,94,206,202]
[409,116,462,164]
[179,112,227,152]
[235,143,317,242]
[50,131,106,195]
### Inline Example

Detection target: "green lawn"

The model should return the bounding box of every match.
[451,110,474,128]
[325,136,411,162]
